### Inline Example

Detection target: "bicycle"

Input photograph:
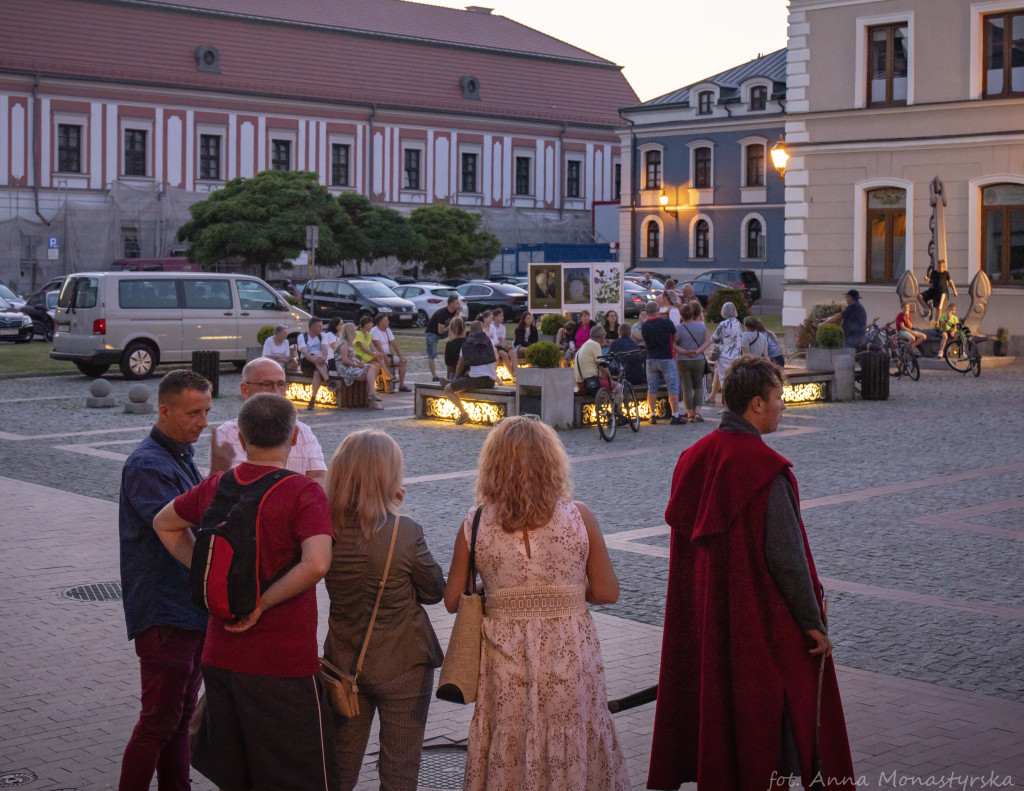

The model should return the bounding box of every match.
[593,349,642,442]
[943,323,981,377]
[867,319,920,381]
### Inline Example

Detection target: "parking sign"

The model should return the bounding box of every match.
[47,236,59,260]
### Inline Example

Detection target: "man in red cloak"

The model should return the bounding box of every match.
[648,356,854,791]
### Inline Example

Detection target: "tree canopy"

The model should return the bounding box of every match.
[176,170,355,279]
[409,205,501,278]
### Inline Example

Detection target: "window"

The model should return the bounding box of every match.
[614,163,621,200]
[566,160,582,198]
[122,229,141,259]
[693,147,712,189]
[746,219,765,259]
[515,156,532,195]
[745,144,765,187]
[694,220,710,259]
[57,124,82,173]
[118,279,179,310]
[331,143,350,187]
[983,11,1024,97]
[866,188,907,282]
[182,279,233,309]
[123,129,147,177]
[403,148,421,190]
[271,139,291,171]
[200,134,221,181]
[697,91,713,114]
[868,23,909,105]
[237,280,281,310]
[750,85,768,111]
[981,183,1024,284]
[645,221,660,258]
[461,152,478,193]
[645,150,662,190]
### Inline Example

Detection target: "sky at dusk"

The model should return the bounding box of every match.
[415,0,791,102]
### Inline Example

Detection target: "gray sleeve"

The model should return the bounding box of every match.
[765,474,825,633]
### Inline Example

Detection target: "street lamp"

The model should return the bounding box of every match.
[659,190,677,218]
[770,135,789,180]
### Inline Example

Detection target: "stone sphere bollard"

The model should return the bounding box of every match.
[125,384,154,414]
[85,377,116,408]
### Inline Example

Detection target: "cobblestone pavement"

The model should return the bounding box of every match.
[1,360,1023,788]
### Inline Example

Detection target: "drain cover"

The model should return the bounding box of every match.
[60,582,122,602]
[416,746,465,789]
[0,772,37,787]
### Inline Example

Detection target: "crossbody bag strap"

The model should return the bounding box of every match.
[353,513,401,679]
[465,506,483,595]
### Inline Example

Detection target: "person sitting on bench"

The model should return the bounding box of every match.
[444,321,497,425]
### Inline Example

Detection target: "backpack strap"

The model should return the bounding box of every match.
[352,513,401,681]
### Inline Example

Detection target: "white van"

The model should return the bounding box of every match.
[50,272,311,379]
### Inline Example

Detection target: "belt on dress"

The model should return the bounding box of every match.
[484,584,587,619]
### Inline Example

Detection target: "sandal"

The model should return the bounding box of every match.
[691,414,704,422]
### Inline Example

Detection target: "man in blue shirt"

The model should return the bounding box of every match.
[118,369,212,791]
[823,289,868,349]
[640,300,685,425]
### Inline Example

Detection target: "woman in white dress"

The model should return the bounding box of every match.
[444,417,630,791]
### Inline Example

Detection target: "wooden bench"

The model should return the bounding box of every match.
[285,372,369,409]
[413,381,517,425]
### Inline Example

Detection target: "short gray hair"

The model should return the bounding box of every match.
[721,301,737,319]
[237,393,296,449]
[645,300,658,314]
[589,325,606,341]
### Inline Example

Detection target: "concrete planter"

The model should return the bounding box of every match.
[806,347,855,401]
[515,366,575,428]
[539,333,556,344]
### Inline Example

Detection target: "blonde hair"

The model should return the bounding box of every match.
[327,430,403,542]
[476,417,571,533]
[340,322,357,345]
[449,316,466,338]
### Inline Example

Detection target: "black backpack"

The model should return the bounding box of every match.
[461,333,496,367]
[190,468,300,621]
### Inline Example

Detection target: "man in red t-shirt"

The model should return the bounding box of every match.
[154,393,338,790]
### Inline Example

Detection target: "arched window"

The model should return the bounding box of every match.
[866,187,907,282]
[694,220,710,259]
[746,219,764,259]
[645,220,661,259]
[981,183,1024,284]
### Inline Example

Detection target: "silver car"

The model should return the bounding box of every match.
[393,284,468,326]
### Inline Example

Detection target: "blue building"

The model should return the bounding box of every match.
[619,49,787,306]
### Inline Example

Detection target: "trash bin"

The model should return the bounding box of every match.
[859,350,889,400]
[191,350,220,397]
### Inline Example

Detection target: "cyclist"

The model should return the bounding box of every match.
[937,302,959,358]
[895,302,926,355]
[573,326,622,410]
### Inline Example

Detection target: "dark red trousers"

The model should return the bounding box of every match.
[119,625,205,791]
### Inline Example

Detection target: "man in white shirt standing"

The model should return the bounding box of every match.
[370,314,410,392]
[210,357,327,485]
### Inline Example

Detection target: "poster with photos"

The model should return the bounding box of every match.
[528,263,562,313]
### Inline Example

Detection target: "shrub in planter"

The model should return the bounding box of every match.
[796,301,845,349]
[994,327,1009,356]
[539,313,567,336]
[706,288,750,323]
[814,323,845,349]
[524,341,562,368]
[256,325,277,346]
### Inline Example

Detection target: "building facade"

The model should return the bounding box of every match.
[783,0,1024,338]
[619,50,787,304]
[0,0,636,293]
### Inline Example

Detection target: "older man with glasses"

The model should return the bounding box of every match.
[209,357,327,485]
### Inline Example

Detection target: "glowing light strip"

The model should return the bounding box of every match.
[782,381,827,405]
[285,381,338,407]
[579,396,670,426]
[423,396,507,425]
[495,364,514,383]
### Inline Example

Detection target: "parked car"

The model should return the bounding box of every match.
[392,284,468,326]
[623,281,658,318]
[304,278,417,327]
[0,284,26,309]
[49,272,309,379]
[0,296,35,343]
[455,282,529,321]
[490,275,529,288]
[625,272,665,291]
[393,275,418,285]
[691,269,761,303]
[683,279,737,308]
[25,276,66,309]
[346,274,401,290]
[21,290,59,341]
[265,277,306,299]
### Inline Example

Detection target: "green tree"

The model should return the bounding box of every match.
[176,170,355,279]
[336,194,423,273]
[409,205,501,278]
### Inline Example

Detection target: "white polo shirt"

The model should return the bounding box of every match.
[214,419,326,475]
[370,325,395,355]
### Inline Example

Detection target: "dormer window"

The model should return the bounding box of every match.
[697,91,714,115]
[750,85,768,111]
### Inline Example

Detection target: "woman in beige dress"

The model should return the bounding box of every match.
[444,416,630,791]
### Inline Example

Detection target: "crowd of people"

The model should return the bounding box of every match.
[117,352,854,791]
